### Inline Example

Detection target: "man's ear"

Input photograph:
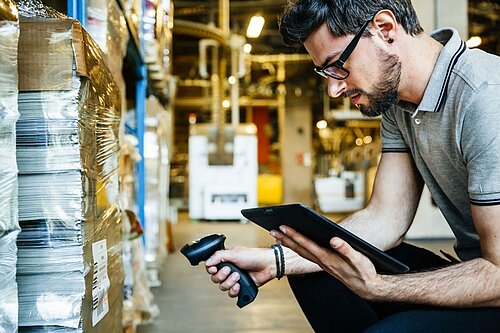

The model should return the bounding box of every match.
[372,10,398,43]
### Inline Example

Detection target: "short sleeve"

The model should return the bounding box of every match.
[380,106,411,153]
[461,84,500,205]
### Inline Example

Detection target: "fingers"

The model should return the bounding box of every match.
[205,252,242,298]
[273,226,359,265]
[210,265,231,283]
[271,226,326,263]
[209,265,241,298]
[271,226,365,274]
[205,250,225,269]
[273,226,318,251]
[228,282,240,298]
[205,249,234,273]
[218,271,240,293]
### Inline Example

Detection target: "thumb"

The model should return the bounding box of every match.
[330,237,351,256]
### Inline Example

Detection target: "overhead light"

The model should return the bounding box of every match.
[228,76,237,85]
[222,100,231,108]
[316,120,327,129]
[188,113,196,125]
[246,14,265,38]
[243,43,252,54]
[466,36,482,48]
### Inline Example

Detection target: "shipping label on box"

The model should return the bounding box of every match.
[91,239,110,326]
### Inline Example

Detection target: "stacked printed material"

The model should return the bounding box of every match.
[16,75,86,331]
[0,1,21,332]
[15,4,124,332]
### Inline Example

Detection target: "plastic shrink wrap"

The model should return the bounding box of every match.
[0,1,20,333]
[85,0,129,117]
[143,0,173,101]
[119,138,160,329]
[144,96,171,286]
[119,0,142,32]
[119,142,140,332]
[15,3,123,332]
[121,210,159,330]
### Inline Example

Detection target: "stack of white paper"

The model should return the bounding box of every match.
[0,14,21,333]
[16,72,86,333]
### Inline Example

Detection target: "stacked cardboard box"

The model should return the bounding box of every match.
[0,1,20,332]
[16,8,124,333]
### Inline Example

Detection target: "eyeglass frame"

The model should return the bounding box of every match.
[313,15,375,80]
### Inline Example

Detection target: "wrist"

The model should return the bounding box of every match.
[361,274,389,301]
[266,248,279,280]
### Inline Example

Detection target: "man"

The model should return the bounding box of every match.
[205,0,500,331]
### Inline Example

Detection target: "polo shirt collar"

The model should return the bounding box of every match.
[414,28,467,116]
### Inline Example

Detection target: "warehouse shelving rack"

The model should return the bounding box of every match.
[67,0,148,238]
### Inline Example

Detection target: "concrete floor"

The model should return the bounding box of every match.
[138,211,454,333]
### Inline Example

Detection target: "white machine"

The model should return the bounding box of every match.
[189,123,258,220]
[314,171,366,213]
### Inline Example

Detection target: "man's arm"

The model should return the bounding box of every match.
[273,170,500,307]
[370,204,500,307]
[339,152,424,250]
[370,83,499,307]
[276,152,424,276]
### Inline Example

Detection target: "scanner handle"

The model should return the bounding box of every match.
[216,262,258,308]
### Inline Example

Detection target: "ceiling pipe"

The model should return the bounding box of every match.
[219,0,230,38]
[199,39,220,79]
[229,35,246,127]
[198,39,220,126]
[173,19,227,46]
[250,53,311,63]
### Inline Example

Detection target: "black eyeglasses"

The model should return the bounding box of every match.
[314,17,373,80]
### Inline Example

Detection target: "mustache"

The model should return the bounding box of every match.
[344,88,366,98]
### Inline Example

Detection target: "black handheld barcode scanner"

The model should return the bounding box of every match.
[180,233,258,308]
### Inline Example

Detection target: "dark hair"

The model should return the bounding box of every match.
[279,0,423,47]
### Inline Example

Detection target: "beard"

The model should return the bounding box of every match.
[346,50,402,117]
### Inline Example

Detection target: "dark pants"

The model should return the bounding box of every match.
[288,243,500,333]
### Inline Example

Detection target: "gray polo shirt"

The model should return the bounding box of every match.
[381,28,500,261]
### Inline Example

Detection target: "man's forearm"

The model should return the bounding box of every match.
[283,246,322,275]
[370,258,500,307]
[340,207,409,251]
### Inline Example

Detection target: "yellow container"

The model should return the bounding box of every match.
[257,174,283,205]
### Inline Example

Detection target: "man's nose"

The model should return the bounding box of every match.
[327,78,347,98]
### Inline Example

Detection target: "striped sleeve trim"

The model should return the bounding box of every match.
[470,198,500,206]
[381,148,411,153]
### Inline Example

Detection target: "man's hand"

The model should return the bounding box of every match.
[205,247,276,298]
[272,225,382,299]
[273,220,500,307]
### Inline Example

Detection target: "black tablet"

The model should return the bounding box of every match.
[241,203,409,274]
